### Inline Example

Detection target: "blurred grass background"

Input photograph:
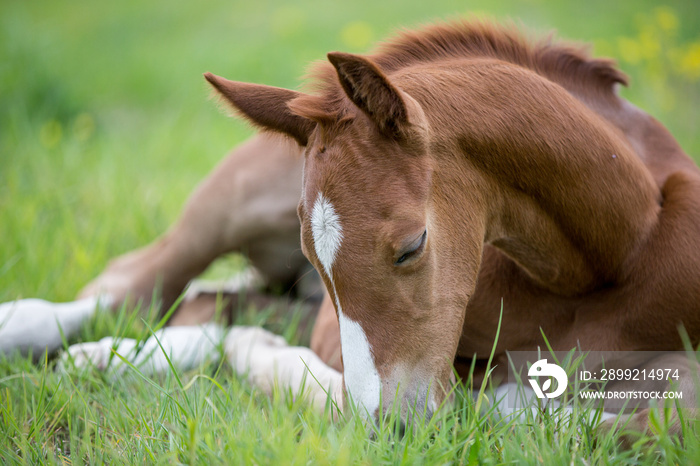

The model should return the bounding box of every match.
[1,0,699,302]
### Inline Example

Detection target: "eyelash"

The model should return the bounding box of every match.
[395,230,427,265]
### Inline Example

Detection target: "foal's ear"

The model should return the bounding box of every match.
[327,52,409,138]
[204,73,315,146]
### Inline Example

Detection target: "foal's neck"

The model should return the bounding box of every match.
[407,60,661,295]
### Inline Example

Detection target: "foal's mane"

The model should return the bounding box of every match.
[293,19,628,122]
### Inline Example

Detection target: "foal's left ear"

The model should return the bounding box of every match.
[327,52,411,138]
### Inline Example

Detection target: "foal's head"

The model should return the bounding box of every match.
[206,51,473,422]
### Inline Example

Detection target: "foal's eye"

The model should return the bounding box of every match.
[395,230,427,265]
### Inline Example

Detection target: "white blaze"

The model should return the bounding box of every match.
[311,192,382,419]
[336,305,381,418]
[311,193,343,279]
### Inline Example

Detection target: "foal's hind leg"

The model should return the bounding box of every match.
[78,134,308,315]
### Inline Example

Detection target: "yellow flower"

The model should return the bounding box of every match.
[680,42,700,80]
[655,6,678,33]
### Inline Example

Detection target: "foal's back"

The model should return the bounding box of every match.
[458,57,700,361]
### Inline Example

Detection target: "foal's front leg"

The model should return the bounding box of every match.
[58,292,341,413]
[61,323,225,375]
[225,324,344,414]
[63,304,344,415]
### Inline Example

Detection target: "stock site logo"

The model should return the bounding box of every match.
[528,359,568,399]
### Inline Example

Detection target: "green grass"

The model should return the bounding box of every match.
[2,0,700,463]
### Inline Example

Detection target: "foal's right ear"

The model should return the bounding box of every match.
[327,52,410,139]
[204,73,315,146]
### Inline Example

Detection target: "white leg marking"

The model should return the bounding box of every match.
[225,326,343,413]
[0,295,112,357]
[61,337,137,371]
[311,192,382,418]
[60,324,224,376]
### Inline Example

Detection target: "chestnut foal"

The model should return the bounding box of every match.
[204,20,700,429]
[2,20,698,439]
